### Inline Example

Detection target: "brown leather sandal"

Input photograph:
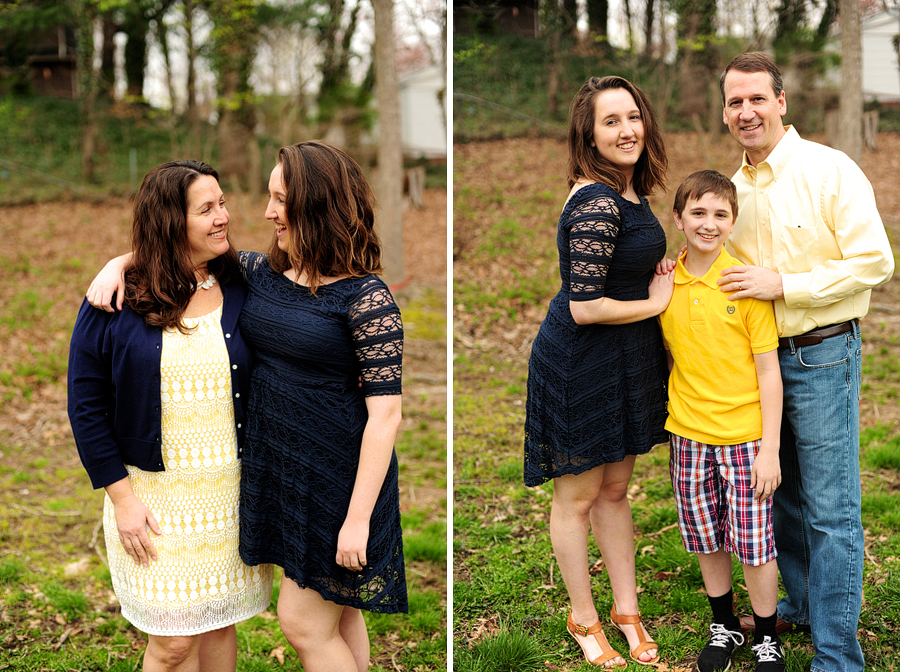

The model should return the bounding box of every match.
[610,603,660,666]
[567,610,626,668]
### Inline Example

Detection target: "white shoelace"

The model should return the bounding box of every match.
[708,622,745,649]
[751,636,782,662]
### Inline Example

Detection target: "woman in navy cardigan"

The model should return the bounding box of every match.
[67,161,271,672]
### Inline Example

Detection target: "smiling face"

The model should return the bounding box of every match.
[722,69,787,166]
[674,192,735,258]
[185,174,229,267]
[266,163,290,252]
[591,87,645,178]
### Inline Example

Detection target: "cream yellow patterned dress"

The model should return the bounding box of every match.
[104,304,273,635]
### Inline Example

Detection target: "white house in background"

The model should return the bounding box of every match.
[832,8,900,102]
[399,64,447,158]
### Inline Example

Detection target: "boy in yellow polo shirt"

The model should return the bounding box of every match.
[658,170,784,672]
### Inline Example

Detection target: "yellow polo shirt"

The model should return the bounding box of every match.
[658,249,778,445]
[727,125,894,337]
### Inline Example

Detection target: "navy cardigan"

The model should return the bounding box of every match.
[67,281,252,490]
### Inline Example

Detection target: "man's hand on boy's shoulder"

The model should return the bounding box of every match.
[718,265,784,301]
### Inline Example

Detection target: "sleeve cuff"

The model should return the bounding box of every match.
[781,272,811,308]
[85,458,129,491]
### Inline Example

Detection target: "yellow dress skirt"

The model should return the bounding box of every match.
[103,304,273,636]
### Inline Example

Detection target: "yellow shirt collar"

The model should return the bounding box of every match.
[674,247,735,289]
[740,125,800,182]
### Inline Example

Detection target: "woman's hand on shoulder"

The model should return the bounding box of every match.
[655,257,677,275]
[87,254,131,312]
[648,265,675,313]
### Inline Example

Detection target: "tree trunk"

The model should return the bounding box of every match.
[623,0,633,52]
[207,0,259,194]
[185,0,198,124]
[156,16,176,111]
[122,5,149,101]
[643,0,655,56]
[586,0,608,37]
[372,0,405,287]
[837,0,862,163]
[99,14,116,97]
[562,0,577,35]
[675,0,717,125]
[72,0,99,182]
[547,27,561,119]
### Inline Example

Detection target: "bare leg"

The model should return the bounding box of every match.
[277,576,359,672]
[696,549,734,599]
[144,634,201,672]
[197,625,237,672]
[551,467,626,668]
[339,607,370,672]
[589,456,657,663]
[742,559,779,617]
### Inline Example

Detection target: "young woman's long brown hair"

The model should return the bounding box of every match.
[268,141,382,294]
[566,76,668,195]
[125,160,238,330]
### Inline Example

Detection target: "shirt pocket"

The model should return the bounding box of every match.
[776,225,819,274]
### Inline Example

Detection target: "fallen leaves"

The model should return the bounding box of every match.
[268,645,286,665]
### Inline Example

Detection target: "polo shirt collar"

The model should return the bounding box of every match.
[740,124,799,182]
[674,247,734,289]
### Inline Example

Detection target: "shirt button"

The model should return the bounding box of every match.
[235,393,240,398]
[232,364,237,369]
[693,300,699,304]
[225,333,231,338]
[237,423,242,428]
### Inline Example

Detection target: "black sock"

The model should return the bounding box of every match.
[753,611,778,643]
[707,589,739,631]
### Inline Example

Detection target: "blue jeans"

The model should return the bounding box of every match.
[775,323,864,672]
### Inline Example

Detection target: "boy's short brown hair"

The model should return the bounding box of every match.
[673,170,738,220]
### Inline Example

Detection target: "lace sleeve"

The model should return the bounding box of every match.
[238,250,268,280]
[568,194,621,300]
[348,277,403,397]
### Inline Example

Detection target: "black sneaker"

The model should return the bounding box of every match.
[751,635,786,672]
[697,622,744,672]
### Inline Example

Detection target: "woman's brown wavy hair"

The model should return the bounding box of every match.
[566,75,668,195]
[268,141,382,294]
[124,160,238,330]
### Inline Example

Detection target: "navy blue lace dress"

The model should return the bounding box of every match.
[524,182,669,486]
[237,252,407,613]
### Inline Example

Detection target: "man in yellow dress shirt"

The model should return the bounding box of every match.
[714,52,894,672]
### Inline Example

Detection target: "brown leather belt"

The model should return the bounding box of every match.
[778,319,858,349]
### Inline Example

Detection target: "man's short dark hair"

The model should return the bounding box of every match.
[719,52,784,104]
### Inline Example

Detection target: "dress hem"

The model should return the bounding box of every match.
[120,603,270,637]
[524,435,669,487]
[241,555,408,615]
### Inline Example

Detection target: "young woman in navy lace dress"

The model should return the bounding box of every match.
[524,77,674,668]
[237,142,406,671]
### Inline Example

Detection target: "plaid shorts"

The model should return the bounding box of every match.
[669,434,776,566]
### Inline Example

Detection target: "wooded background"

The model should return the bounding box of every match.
[454,0,900,163]
[1,0,448,285]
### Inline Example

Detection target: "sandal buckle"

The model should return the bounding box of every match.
[573,623,589,637]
